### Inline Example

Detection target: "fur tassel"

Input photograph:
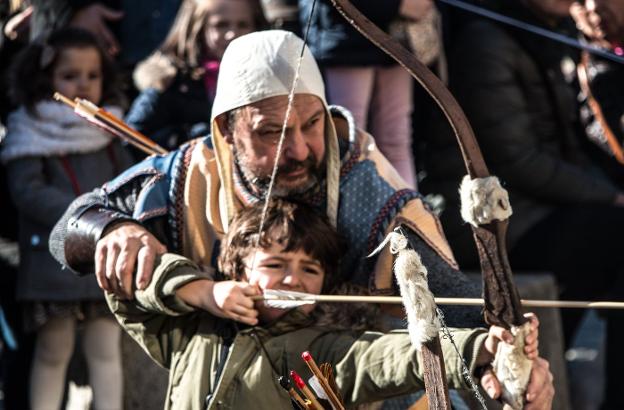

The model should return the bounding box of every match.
[133,52,177,92]
[493,321,533,410]
[459,175,513,227]
[379,230,440,350]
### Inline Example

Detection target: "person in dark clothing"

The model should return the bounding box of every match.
[125,0,266,151]
[422,1,624,408]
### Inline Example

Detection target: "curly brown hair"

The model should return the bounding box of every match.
[218,199,346,292]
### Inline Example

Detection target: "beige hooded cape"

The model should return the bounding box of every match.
[179,30,457,290]
[181,30,340,266]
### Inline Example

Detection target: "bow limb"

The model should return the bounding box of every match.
[328,0,526,329]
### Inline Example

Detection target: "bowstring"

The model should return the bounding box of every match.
[437,308,488,409]
[249,0,318,275]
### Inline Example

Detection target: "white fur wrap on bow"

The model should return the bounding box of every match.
[369,228,440,350]
[494,321,534,410]
[459,175,513,227]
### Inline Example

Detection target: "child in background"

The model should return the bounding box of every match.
[1,28,133,410]
[106,200,543,409]
[125,0,266,151]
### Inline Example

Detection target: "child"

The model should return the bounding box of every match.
[125,0,266,151]
[1,28,133,410]
[106,200,544,409]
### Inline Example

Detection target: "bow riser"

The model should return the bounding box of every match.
[473,222,526,327]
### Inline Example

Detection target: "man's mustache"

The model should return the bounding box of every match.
[277,156,317,175]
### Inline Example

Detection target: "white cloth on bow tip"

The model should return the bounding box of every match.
[459,175,513,227]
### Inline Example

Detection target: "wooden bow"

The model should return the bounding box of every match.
[327,0,528,407]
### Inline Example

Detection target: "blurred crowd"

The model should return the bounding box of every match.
[0,0,623,409]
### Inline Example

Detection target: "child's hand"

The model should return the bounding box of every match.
[481,313,540,364]
[177,280,260,325]
[210,281,260,326]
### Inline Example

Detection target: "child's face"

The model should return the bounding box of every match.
[204,0,255,59]
[52,47,103,104]
[243,242,325,322]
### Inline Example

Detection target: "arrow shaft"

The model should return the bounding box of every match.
[255,294,624,309]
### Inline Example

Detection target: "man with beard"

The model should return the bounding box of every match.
[50,30,482,329]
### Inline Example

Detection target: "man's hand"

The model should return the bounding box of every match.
[176,280,260,325]
[95,222,166,298]
[478,313,540,368]
[523,357,554,410]
[69,3,123,55]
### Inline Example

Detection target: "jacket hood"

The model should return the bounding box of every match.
[209,30,340,228]
[133,52,178,92]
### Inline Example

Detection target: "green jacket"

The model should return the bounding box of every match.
[106,254,488,410]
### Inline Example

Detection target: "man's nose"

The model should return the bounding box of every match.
[284,127,309,162]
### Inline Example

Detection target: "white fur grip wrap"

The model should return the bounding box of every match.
[369,230,440,350]
[493,321,534,410]
[459,175,513,227]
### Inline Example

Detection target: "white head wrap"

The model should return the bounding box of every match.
[211,30,326,121]
[210,30,340,227]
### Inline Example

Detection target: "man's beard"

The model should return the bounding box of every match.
[234,146,325,199]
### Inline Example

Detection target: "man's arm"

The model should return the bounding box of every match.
[49,170,166,297]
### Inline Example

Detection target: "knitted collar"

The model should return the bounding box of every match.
[1,101,122,163]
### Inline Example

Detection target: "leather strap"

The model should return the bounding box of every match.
[577,51,624,164]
